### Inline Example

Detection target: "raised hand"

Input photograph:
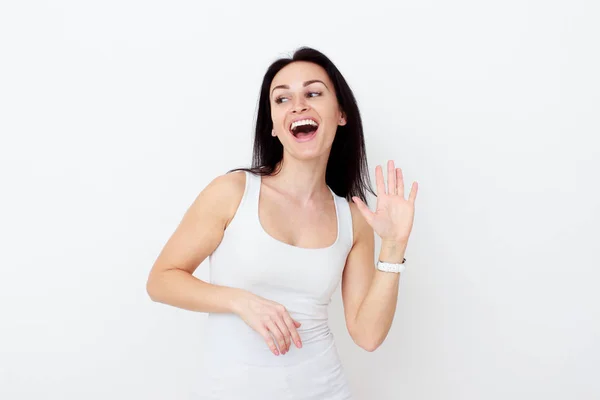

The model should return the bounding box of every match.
[352,160,418,244]
[232,291,303,356]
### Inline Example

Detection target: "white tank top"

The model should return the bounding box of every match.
[191,170,354,399]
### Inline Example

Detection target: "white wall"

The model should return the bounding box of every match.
[1,1,598,399]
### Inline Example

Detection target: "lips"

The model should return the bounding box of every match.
[288,117,319,140]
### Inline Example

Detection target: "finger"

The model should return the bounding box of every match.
[388,160,396,195]
[408,181,418,204]
[283,313,303,349]
[375,165,386,195]
[266,320,287,355]
[259,326,280,356]
[396,168,404,198]
[273,318,291,353]
[351,196,374,225]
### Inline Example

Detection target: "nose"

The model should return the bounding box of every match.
[291,97,309,113]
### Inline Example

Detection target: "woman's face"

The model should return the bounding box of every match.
[269,61,346,160]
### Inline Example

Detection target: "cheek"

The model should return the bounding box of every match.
[270,109,282,124]
[318,101,341,120]
[322,112,341,128]
[270,113,288,133]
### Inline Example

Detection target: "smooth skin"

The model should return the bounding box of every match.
[146,61,418,355]
[146,171,303,356]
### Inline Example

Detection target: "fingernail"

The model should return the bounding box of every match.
[297,341,302,348]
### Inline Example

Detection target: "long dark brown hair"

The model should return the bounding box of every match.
[229,46,375,204]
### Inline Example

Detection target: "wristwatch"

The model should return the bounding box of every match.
[376,258,406,273]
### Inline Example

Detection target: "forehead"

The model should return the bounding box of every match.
[270,61,332,89]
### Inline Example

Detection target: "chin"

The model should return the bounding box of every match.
[281,126,335,159]
[287,144,332,161]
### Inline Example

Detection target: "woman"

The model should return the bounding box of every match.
[146,46,419,399]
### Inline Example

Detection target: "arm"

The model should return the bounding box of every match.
[342,204,407,352]
[146,171,247,313]
[342,213,407,352]
[342,161,418,352]
[146,170,304,355]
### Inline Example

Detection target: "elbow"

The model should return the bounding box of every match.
[358,339,381,352]
[146,274,160,302]
[349,328,383,352]
[146,280,156,301]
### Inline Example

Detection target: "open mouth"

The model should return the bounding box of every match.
[289,118,319,141]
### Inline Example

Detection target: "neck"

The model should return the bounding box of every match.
[266,152,331,203]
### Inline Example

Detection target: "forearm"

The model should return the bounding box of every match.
[354,240,407,350]
[146,268,244,314]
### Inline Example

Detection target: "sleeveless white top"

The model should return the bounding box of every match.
[190,170,354,399]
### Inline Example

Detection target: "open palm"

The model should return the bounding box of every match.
[352,160,418,243]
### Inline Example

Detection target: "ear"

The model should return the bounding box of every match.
[338,111,347,126]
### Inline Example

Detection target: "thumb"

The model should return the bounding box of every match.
[352,196,373,225]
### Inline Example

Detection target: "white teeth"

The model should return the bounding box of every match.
[290,119,318,130]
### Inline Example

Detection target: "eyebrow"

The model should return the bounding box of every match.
[271,79,329,96]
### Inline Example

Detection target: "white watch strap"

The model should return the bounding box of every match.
[376,259,406,273]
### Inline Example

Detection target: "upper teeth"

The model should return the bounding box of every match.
[290,119,318,130]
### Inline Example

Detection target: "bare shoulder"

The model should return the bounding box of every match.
[147,170,247,277]
[195,170,247,229]
[348,199,374,248]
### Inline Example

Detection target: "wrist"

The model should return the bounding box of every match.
[379,240,407,264]
[381,238,408,248]
[227,287,248,315]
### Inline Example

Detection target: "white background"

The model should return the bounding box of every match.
[1,1,599,399]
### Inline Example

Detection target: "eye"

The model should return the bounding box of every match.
[274,91,321,104]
